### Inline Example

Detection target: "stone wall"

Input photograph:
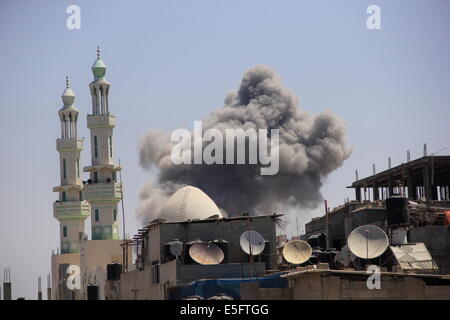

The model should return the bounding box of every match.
[286,272,450,300]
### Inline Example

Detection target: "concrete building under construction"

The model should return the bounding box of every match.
[305,154,450,274]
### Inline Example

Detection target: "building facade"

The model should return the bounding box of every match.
[119,214,280,300]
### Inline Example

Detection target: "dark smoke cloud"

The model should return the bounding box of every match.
[137,65,351,225]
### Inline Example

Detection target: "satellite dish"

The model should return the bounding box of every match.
[282,240,312,264]
[208,293,233,300]
[240,231,266,256]
[347,225,389,259]
[169,240,184,257]
[189,242,224,265]
[334,245,356,267]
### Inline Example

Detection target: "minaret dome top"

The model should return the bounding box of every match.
[92,46,106,79]
[61,76,75,106]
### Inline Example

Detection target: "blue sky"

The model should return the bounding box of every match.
[0,0,449,299]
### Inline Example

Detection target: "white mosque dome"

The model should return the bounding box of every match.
[159,186,222,222]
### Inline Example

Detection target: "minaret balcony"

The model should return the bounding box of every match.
[87,114,116,129]
[83,182,122,202]
[53,184,83,193]
[56,138,83,152]
[83,164,122,173]
[53,200,91,220]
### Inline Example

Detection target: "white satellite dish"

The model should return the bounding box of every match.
[282,240,312,264]
[240,230,266,256]
[334,245,356,267]
[189,242,224,265]
[347,225,389,259]
[169,240,184,257]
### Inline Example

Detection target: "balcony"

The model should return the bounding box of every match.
[53,200,91,220]
[87,114,116,129]
[82,182,122,202]
[56,138,83,152]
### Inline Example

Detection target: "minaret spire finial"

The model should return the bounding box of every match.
[97,46,100,60]
[65,76,69,89]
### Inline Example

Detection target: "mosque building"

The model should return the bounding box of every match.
[51,49,129,300]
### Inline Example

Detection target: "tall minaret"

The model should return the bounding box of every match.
[83,48,122,240]
[53,77,90,253]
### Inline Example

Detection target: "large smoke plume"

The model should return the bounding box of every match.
[137,65,351,225]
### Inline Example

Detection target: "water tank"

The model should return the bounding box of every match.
[106,263,122,281]
[319,251,335,264]
[87,285,99,300]
[307,233,326,250]
[386,195,409,227]
[391,228,408,245]
[307,235,319,248]
[309,255,320,265]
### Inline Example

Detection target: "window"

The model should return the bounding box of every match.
[112,171,116,182]
[93,172,98,183]
[109,136,113,157]
[94,136,98,158]
[62,192,66,202]
[76,158,80,178]
[151,261,160,284]
[63,158,66,179]
[63,226,67,237]
[79,191,83,201]
[95,209,99,222]
[113,209,117,222]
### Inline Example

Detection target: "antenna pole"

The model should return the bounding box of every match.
[247,218,254,281]
[38,276,42,300]
[366,229,369,261]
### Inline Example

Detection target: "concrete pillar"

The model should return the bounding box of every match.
[431,185,438,200]
[373,182,379,200]
[3,283,11,300]
[96,87,101,114]
[106,92,109,114]
[355,187,361,202]
[388,176,394,197]
[423,163,431,200]
[91,95,96,114]
[407,168,414,200]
